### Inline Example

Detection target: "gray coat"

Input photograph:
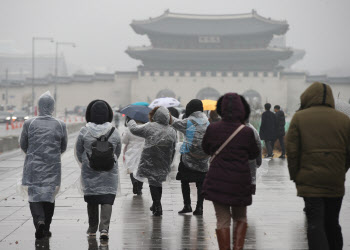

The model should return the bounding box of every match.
[171,111,210,172]
[128,106,177,187]
[20,91,68,203]
[247,123,262,184]
[75,122,121,196]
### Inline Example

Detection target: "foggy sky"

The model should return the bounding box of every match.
[0,0,349,76]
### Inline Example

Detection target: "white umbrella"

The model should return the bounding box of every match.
[335,99,350,117]
[149,97,180,109]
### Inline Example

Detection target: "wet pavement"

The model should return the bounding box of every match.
[0,127,349,250]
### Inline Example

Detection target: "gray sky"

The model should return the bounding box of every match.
[1,0,349,75]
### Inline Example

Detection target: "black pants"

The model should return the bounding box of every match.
[130,173,143,191]
[29,202,55,231]
[181,181,204,207]
[303,197,343,250]
[264,140,274,156]
[274,136,286,155]
[149,185,162,205]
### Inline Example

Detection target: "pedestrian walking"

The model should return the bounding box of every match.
[122,116,145,195]
[128,106,177,216]
[240,95,262,195]
[114,112,121,128]
[273,105,286,158]
[19,91,68,239]
[202,93,259,250]
[171,99,210,216]
[209,110,221,123]
[286,82,350,250]
[75,100,121,240]
[259,103,276,158]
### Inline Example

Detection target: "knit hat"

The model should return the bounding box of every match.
[185,99,203,117]
[85,100,113,124]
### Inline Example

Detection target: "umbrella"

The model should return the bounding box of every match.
[149,97,180,109]
[202,99,217,111]
[132,102,149,106]
[119,105,151,123]
[335,99,350,117]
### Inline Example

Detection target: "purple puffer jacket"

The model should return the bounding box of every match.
[202,93,260,206]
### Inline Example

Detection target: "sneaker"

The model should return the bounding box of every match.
[193,206,203,216]
[35,221,45,239]
[100,230,109,240]
[87,228,97,237]
[178,205,192,214]
[279,154,286,159]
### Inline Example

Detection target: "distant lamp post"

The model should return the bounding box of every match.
[32,37,54,116]
[54,42,76,116]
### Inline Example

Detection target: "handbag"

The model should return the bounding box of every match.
[209,124,245,164]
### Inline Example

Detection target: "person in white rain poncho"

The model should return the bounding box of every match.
[122,117,145,195]
[75,100,121,240]
[239,95,262,195]
[128,106,177,216]
[170,99,210,216]
[19,91,68,239]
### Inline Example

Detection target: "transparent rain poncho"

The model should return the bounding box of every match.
[247,123,262,185]
[171,111,210,172]
[128,106,177,187]
[122,127,145,174]
[19,91,68,203]
[75,122,121,196]
[335,99,350,117]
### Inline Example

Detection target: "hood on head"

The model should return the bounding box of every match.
[86,122,113,138]
[38,91,55,116]
[220,93,244,122]
[153,106,170,125]
[185,99,203,117]
[86,100,113,123]
[300,82,335,110]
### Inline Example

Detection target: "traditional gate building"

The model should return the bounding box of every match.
[1,10,349,114]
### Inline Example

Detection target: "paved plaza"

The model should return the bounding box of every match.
[0,128,349,250]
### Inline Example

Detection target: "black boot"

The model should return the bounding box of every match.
[35,221,45,239]
[178,204,192,214]
[193,181,204,215]
[179,181,192,214]
[193,205,203,215]
[130,174,137,194]
[137,180,143,196]
[153,201,163,216]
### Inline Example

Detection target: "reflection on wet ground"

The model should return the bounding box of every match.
[0,130,349,249]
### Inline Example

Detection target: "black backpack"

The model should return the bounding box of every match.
[87,127,116,171]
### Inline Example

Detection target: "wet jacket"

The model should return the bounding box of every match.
[122,127,145,174]
[202,93,260,206]
[259,110,277,141]
[128,106,177,187]
[171,111,210,172]
[75,122,121,197]
[275,110,286,137]
[286,82,350,197]
[20,91,68,203]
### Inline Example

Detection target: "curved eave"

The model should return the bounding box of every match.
[126,47,293,61]
[130,11,288,36]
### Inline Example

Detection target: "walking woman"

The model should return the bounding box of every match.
[202,93,259,250]
[75,100,121,240]
[19,91,68,239]
[128,106,177,216]
[171,99,209,215]
[122,117,145,195]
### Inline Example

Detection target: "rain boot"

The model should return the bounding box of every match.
[233,221,248,250]
[216,227,231,250]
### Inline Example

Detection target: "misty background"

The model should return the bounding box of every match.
[0,0,349,76]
